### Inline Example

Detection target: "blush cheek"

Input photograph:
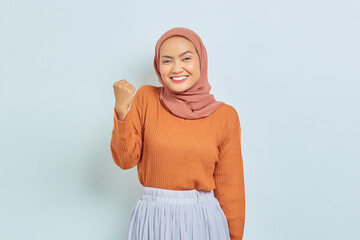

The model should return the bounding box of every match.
[159,68,170,81]
[189,62,200,74]
[186,65,196,75]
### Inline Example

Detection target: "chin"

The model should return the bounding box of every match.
[163,81,185,92]
[170,87,186,93]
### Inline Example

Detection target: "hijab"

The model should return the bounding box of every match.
[153,27,224,120]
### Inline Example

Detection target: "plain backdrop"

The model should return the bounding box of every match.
[0,0,359,239]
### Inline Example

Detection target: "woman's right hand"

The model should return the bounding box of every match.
[113,79,136,120]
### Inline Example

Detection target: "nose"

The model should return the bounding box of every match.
[171,60,183,73]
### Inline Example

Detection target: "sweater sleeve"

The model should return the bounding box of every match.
[110,86,144,170]
[214,108,246,240]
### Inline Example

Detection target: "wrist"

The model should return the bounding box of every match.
[115,104,128,112]
[115,107,128,121]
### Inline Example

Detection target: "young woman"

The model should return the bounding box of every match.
[111,27,245,240]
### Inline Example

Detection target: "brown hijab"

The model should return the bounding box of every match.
[153,27,224,120]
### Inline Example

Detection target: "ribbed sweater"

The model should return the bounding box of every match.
[110,85,245,240]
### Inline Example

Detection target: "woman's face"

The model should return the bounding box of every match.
[159,36,201,92]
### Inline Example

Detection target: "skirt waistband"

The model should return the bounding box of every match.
[140,186,215,204]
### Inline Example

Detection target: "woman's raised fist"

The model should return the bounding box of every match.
[113,79,136,120]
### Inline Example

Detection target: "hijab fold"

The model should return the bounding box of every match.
[153,27,224,120]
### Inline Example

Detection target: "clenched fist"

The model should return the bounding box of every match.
[113,79,136,121]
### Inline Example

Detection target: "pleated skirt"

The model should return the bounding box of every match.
[126,186,230,240]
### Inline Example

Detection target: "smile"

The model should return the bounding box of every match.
[170,76,188,83]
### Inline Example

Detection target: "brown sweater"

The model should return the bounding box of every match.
[110,85,245,239]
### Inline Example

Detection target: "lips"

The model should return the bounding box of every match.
[170,75,188,83]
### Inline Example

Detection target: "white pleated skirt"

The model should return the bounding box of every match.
[126,186,230,240]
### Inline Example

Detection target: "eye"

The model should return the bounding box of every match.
[183,57,191,61]
[163,60,171,63]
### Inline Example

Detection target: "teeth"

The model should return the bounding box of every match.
[172,76,187,80]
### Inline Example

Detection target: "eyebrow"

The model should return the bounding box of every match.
[161,51,194,59]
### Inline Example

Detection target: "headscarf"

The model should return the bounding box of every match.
[153,27,224,120]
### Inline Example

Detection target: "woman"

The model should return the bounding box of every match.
[110,27,245,240]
